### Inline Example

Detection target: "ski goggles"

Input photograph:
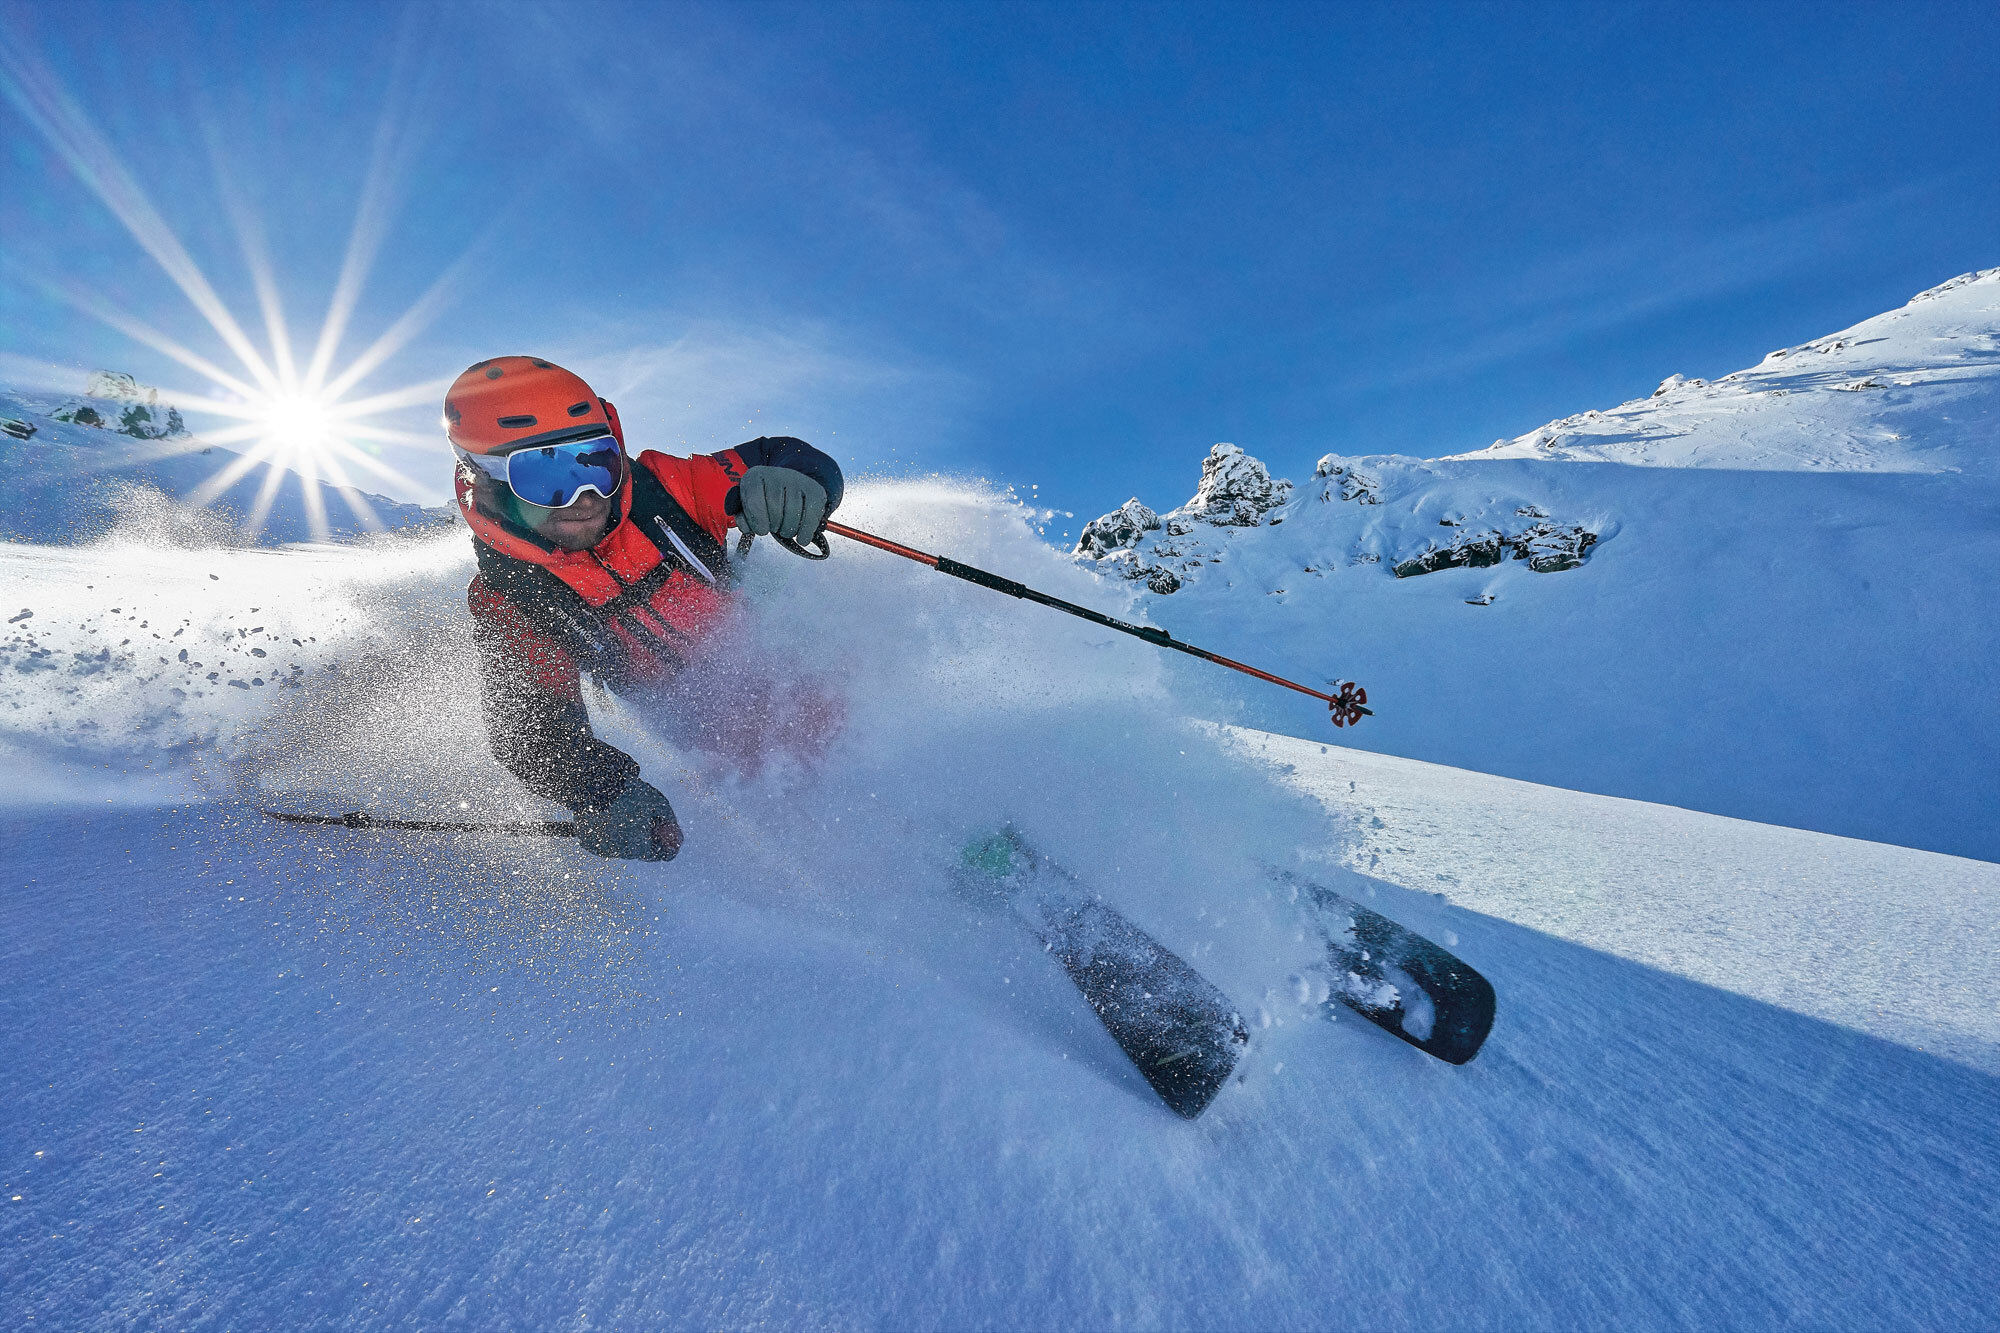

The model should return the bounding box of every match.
[456,433,627,509]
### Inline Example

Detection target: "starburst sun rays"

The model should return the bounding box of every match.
[0,31,458,541]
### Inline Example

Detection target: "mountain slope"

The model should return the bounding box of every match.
[1458,266,2000,473]
[1074,270,2000,860]
[2,493,1996,1330]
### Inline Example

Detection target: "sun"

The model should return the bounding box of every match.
[259,391,338,457]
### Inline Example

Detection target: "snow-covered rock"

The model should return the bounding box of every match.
[1391,520,1597,577]
[84,369,161,404]
[49,370,186,438]
[1075,443,1317,592]
[1075,443,1296,592]
[1184,442,1292,526]
[1314,455,1382,504]
[51,396,187,439]
[46,369,190,440]
[1078,442,1600,593]
[1074,497,1160,557]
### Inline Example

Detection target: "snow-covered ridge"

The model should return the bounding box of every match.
[1074,267,1998,596]
[1455,268,2000,472]
[0,378,449,546]
[1077,444,1606,593]
[14,369,195,441]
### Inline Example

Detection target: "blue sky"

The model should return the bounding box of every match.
[2,0,1996,532]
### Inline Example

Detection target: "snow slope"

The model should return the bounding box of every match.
[1228,727,2000,1074]
[1459,266,2000,473]
[4,482,1997,1329]
[1074,270,2000,861]
[0,386,443,546]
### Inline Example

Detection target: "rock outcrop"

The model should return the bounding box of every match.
[1074,443,1295,593]
[85,370,159,404]
[1314,455,1381,504]
[50,372,188,440]
[1392,521,1597,577]
[1184,443,1292,526]
[1075,498,1160,557]
[1076,440,1603,596]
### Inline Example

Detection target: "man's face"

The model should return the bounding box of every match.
[527,488,614,550]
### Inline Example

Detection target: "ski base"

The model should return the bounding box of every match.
[958,830,1247,1118]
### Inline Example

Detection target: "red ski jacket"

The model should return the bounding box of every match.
[459,436,842,813]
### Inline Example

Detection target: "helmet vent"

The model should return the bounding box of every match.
[485,367,503,380]
[497,414,538,429]
[531,359,553,368]
[567,401,593,417]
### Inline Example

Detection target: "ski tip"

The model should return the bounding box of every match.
[958,826,1031,879]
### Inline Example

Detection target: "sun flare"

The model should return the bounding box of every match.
[0,35,458,541]
[258,390,338,456]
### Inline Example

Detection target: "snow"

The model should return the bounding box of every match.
[3,466,1997,1327]
[1073,270,2000,862]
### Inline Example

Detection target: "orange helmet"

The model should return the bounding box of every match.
[442,356,625,456]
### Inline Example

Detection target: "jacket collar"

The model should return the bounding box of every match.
[456,460,660,607]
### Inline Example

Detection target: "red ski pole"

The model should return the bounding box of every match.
[818,519,1371,727]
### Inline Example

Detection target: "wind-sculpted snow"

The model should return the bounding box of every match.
[2,476,1997,1329]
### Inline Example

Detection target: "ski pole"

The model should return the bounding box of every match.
[263,809,578,836]
[819,520,1372,727]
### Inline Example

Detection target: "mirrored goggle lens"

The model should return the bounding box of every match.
[498,436,625,508]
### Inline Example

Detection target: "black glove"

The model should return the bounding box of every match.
[576,779,682,862]
[734,466,829,542]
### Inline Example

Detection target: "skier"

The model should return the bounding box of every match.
[446,356,844,863]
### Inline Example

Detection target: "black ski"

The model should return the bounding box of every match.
[1271,867,1495,1065]
[263,809,578,836]
[956,830,1247,1118]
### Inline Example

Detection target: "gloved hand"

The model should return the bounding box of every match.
[576,778,682,862]
[733,466,829,542]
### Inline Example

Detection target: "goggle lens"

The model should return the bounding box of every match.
[461,434,625,509]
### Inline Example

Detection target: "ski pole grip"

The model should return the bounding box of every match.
[936,555,1027,598]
